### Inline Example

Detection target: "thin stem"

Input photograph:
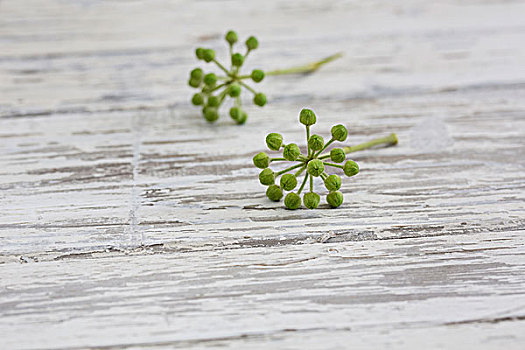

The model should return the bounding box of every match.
[314,137,335,158]
[237,75,251,80]
[238,80,257,95]
[270,157,287,162]
[212,58,231,75]
[309,176,313,192]
[297,173,309,195]
[306,126,311,158]
[209,82,229,93]
[320,172,328,181]
[323,162,343,169]
[266,52,343,76]
[294,164,307,177]
[276,162,304,176]
[235,96,241,107]
[318,133,398,159]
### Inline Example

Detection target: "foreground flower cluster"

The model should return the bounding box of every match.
[253,109,398,209]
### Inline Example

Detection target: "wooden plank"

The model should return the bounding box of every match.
[1,0,525,349]
[1,231,524,349]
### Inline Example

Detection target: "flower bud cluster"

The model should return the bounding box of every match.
[189,30,267,124]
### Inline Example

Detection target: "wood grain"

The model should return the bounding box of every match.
[1,0,524,349]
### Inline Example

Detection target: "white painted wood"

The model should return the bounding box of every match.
[1,0,524,349]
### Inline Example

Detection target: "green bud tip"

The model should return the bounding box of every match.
[283,143,301,161]
[188,78,200,88]
[330,148,346,163]
[280,174,298,191]
[303,192,320,209]
[191,93,204,106]
[190,68,203,81]
[284,192,301,210]
[228,84,241,97]
[254,93,267,107]
[324,174,341,191]
[251,69,265,83]
[326,191,344,208]
[308,134,324,151]
[203,107,219,123]
[207,95,220,107]
[331,124,348,142]
[229,107,242,121]
[225,30,238,45]
[299,108,316,126]
[266,185,283,202]
[265,133,283,151]
[307,159,325,177]
[203,73,217,86]
[203,49,215,63]
[259,168,275,185]
[195,48,205,60]
[343,160,359,177]
[246,36,259,50]
[236,111,248,125]
[231,53,244,67]
[253,152,270,169]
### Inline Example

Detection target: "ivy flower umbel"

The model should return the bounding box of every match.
[189,30,342,124]
[253,108,398,209]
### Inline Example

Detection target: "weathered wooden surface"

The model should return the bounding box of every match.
[1,0,524,349]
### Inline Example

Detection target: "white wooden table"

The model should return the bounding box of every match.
[1,1,524,349]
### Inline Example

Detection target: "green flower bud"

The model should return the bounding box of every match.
[343,160,359,177]
[188,78,200,88]
[203,73,217,86]
[331,124,348,141]
[190,68,203,81]
[330,148,345,163]
[246,36,259,50]
[228,83,241,97]
[191,93,204,106]
[253,93,267,107]
[251,69,265,83]
[225,30,238,45]
[308,134,324,151]
[299,108,316,126]
[231,53,244,67]
[229,107,242,121]
[265,133,283,151]
[203,49,215,63]
[283,143,300,161]
[252,152,270,169]
[203,107,219,122]
[266,185,283,202]
[195,48,205,60]
[259,168,274,185]
[284,192,301,210]
[207,95,220,107]
[236,111,248,125]
[324,174,341,191]
[303,192,320,209]
[307,159,325,177]
[326,191,344,208]
[280,174,297,191]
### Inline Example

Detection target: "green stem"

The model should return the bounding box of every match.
[320,172,328,181]
[212,59,230,75]
[270,157,287,162]
[238,80,257,95]
[209,82,229,93]
[323,162,343,169]
[276,162,304,176]
[295,164,307,177]
[319,133,398,160]
[309,175,313,192]
[306,125,311,158]
[297,173,309,195]
[266,52,343,76]
[314,138,335,158]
